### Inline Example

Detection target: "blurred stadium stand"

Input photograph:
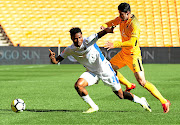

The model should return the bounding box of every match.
[0,0,179,47]
[0,24,13,46]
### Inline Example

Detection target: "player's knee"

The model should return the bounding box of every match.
[74,81,86,91]
[137,79,146,86]
[74,82,80,91]
[74,78,86,90]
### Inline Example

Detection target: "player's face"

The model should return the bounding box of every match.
[119,11,129,21]
[71,32,83,47]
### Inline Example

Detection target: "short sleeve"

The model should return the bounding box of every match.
[60,47,71,58]
[105,17,121,27]
[85,33,98,46]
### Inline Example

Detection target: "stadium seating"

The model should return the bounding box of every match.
[0,0,179,47]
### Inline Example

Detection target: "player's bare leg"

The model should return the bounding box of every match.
[112,64,136,91]
[134,71,170,113]
[113,88,152,112]
[74,78,88,96]
[74,78,99,113]
[113,88,133,99]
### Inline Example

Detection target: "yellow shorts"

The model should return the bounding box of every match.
[110,52,144,73]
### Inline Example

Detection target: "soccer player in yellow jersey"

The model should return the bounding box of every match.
[100,2,171,113]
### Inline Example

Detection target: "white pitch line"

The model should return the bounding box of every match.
[0,65,48,71]
[25,65,47,69]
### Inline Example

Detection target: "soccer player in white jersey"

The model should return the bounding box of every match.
[49,27,151,113]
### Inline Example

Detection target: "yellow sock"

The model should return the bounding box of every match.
[144,81,167,104]
[116,71,132,88]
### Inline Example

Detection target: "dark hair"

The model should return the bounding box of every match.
[118,2,131,13]
[69,27,82,37]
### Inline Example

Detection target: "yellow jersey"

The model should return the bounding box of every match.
[105,15,141,55]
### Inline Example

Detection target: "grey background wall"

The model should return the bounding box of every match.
[0,47,179,65]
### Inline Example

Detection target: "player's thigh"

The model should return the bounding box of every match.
[126,55,144,73]
[79,72,99,86]
[101,63,121,91]
[110,52,126,70]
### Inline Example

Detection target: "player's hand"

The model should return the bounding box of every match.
[49,49,56,59]
[100,26,106,30]
[104,41,114,50]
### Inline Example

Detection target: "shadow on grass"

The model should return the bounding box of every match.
[0,109,12,114]
[0,109,129,113]
[26,109,82,112]
[25,109,129,113]
[0,109,12,111]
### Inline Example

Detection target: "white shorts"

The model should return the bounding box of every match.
[79,68,121,91]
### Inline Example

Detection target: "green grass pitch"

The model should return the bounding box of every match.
[0,64,179,124]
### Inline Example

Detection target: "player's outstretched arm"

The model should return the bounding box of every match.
[49,49,64,64]
[100,17,120,30]
[97,26,115,39]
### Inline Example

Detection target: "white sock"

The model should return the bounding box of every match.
[133,95,144,105]
[82,95,98,109]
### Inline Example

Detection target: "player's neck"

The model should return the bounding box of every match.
[128,14,133,19]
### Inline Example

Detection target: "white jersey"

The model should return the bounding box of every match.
[60,33,108,74]
[60,33,121,91]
